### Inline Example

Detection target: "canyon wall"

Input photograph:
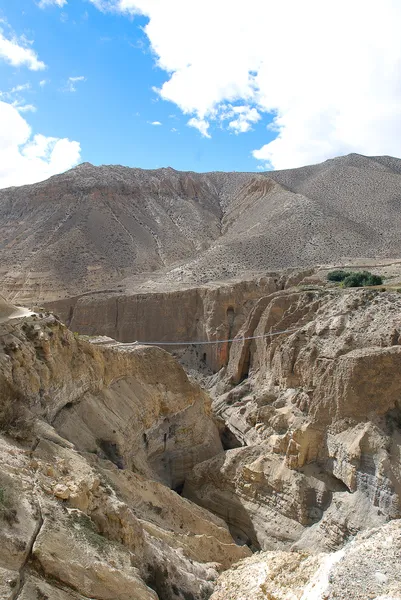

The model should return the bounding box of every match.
[44,277,281,372]
[184,287,401,556]
[44,271,314,373]
[0,309,249,600]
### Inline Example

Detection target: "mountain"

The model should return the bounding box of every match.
[1,153,401,302]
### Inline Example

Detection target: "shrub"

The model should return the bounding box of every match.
[327,270,383,287]
[366,274,384,286]
[0,486,17,525]
[327,270,351,282]
[0,380,32,439]
[341,271,383,288]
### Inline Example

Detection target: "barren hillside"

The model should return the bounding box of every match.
[1,153,401,302]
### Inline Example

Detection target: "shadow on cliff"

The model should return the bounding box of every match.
[183,451,260,552]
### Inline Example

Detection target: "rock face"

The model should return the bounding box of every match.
[3,153,401,302]
[184,287,401,553]
[1,280,401,599]
[45,276,283,373]
[210,519,401,600]
[0,311,250,600]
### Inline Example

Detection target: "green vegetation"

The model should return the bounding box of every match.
[0,380,32,438]
[0,486,17,524]
[69,510,110,552]
[327,270,383,288]
[327,270,352,282]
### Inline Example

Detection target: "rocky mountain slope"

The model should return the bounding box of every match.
[0,302,249,599]
[2,153,401,302]
[1,153,401,598]
[1,275,401,599]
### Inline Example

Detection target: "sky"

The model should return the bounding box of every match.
[0,0,401,188]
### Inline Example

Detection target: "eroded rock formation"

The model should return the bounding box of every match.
[0,309,249,600]
[184,287,401,555]
[210,519,401,600]
[44,271,313,373]
[1,279,401,599]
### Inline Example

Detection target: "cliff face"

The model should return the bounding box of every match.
[0,309,249,600]
[44,273,312,373]
[44,277,279,373]
[1,280,401,599]
[184,287,401,555]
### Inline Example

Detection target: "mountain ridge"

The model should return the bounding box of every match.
[1,152,401,302]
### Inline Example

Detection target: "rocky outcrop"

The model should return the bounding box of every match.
[210,519,401,600]
[45,277,281,373]
[45,273,314,373]
[0,310,249,600]
[184,287,401,553]
[1,283,401,599]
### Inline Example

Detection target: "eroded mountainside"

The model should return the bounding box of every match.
[1,153,401,598]
[0,300,249,600]
[2,153,401,302]
[1,274,401,599]
[187,285,401,553]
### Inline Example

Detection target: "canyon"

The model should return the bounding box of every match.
[0,155,401,599]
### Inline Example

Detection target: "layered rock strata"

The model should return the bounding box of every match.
[210,519,401,600]
[44,272,312,373]
[184,287,401,553]
[0,308,249,600]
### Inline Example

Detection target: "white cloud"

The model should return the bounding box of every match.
[226,105,261,134]
[38,0,67,7]
[92,0,401,169]
[13,103,37,113]
[10,83,31,93]
[87,0,119,11]
[0,100,81,189]
[65,75,86,92]
[0,82,34,112]
[39,79,47,86]
[188,117,210,138]
[149,120,162,125]
[0,30,46,71]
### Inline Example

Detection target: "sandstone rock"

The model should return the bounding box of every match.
[33,502,158,600]
[0,566,20,600]
[210,520,401,600]
[187,288,401,553]
[0,312,249,600]
[1,279,401,599]
[18,575,89,599]
[0,313,223,485]
[184,445,353,551]
[46,276,279,373]
[0,437,41,572]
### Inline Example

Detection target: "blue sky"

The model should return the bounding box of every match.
[0,0,400,188]
[0,0,275,175]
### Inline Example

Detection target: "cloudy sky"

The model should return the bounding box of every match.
[0,0,401,188]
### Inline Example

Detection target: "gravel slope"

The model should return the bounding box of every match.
[1,153,401,301]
